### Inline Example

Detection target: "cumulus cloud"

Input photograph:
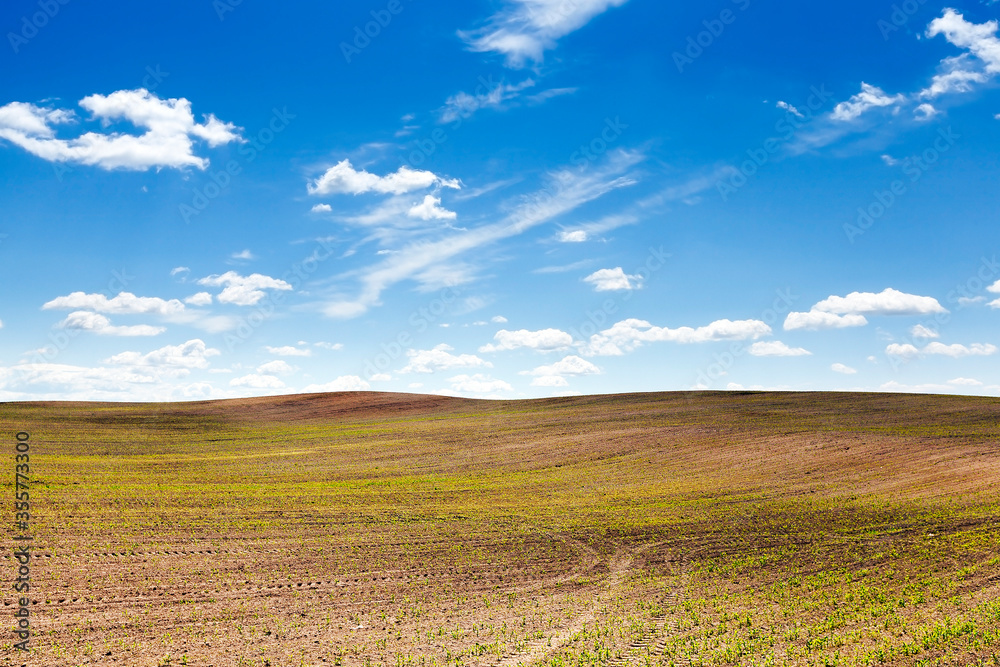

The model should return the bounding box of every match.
[399,344,492,374]
[307,159,460,196]
[910,324,940,339]
[926,9,1000,75]
[887,342,997,358]
[748,341,812,357]
[583,318,771,356]
[491,315,508,323]
[57,311,165,337]
[230,374,286,389]
[302,375,371,392]
[310,203,332,213]
[914,102,941,121]
[264,345,311,357]
[830,83,905,121]
[0,89,241,170]
[408,194,457,220]
[197,271,292,306]
[43,291,186,316]
[256,360,295,375]
[106,339,221,368]
[460,0,630,67]
[787,288,946,330]
[831,362,858,375]
[184,292,213,306]
[812,288,947,316]
[784,311,869,331]
[479,328,573,353]
[949,377,983,386]
[521,355,601,381]
[447,373,514,394]
[583,267,642,292]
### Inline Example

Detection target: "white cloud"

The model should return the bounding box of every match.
[960,296,986,306]
[264,345,311,357]
[522,355,601,377]
[197,271,293,306]
[370,373,392,382]
[881,154,899,166]
[583,267,642,292]
[58,311,165,337]
[439,79,536,123]
[43,291,186,316]
[399,344,492,374]
[559,230,588,243]
[408,194,457,220]
[926,10,1000,74]
[812,288,947,316]
[920,58,989,98]
[307,159,460,196]
[914,103,941,121]
[949,377,983,386]
[0,89,241,170]
[910,324,940,339]
[776,100,804,117]
[583,318,771,356]
[185,292,213,306]
[784,311,869,331]
[230,249,255,261]
[314,341,344,350]
[830,83,905,121]
[170,266,190,278]
[748,341,811,357]
[922,342,998,357]
[988,279,1000,293]
[256,360,295,375]
[310,203,332,213]
[302,376,371,392]
[887,342,997,358]
[230,373,286,389]
[530,375,569,387]
[447,373,513,394]
[321,150,641,319]
[107,339,220,368]
[831,363,858,375]
[479,328,573,353]
[460,0,630,67]
[491,315,508,323]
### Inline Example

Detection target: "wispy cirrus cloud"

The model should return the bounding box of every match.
[460,0,631,67]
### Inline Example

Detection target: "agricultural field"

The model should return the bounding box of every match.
[2,390,1000,667]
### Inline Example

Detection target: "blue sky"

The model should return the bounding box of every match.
[1,0,999,401]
